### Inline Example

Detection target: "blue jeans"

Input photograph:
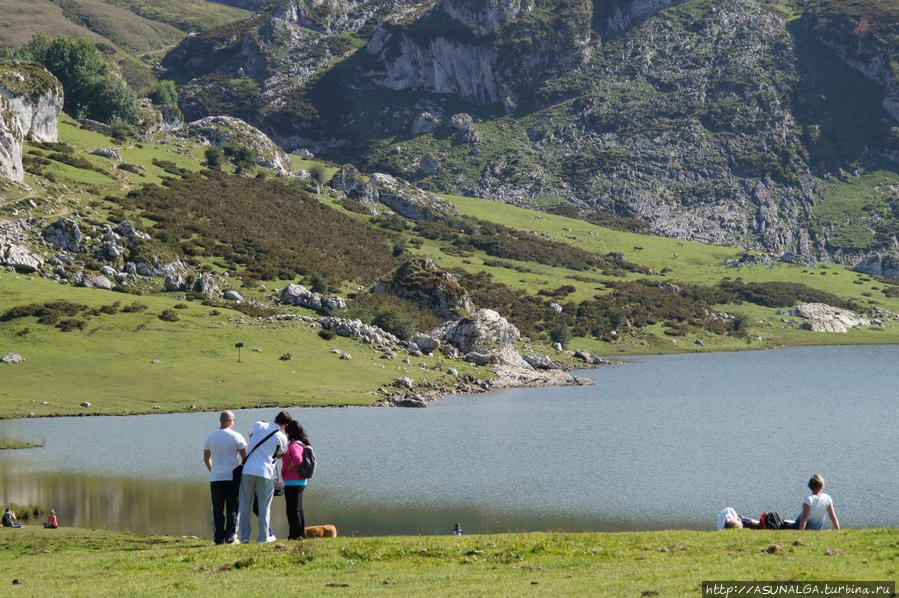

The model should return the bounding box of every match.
[238,474,274,543]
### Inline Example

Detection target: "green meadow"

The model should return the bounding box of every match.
[0,527,895,597]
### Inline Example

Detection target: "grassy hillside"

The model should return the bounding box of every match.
[3,116,899,417]
[0,527,895,597]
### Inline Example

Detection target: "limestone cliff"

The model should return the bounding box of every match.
[0,60,63,182]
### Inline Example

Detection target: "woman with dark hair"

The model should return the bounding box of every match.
[282,420,310,539]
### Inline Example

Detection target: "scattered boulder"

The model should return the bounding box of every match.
[91,147,122,161]
[78,274,114,290]
[524,353,560,370]
[411,112,440,135]
[450,113,473,132]
[418,153,440,176]
[328,164,366,196]
[0,228,44,272]
[390,394,427,408]
[113,220,151,240]
[791,303,870,333]
[42,217,83,253]
[280,284,346,314]
[397,376,414,389]
[1,353,23,364]
[80,401,91,407]
[409,332,439,355]
[223,290,243,302]
[315,316,397,345]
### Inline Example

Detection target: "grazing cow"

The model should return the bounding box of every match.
[633,245,644,251]
[305,524,338,538]
[677,241,685,246]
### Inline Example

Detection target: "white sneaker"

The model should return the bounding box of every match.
[259,535,277,543]
[225,537,240,545]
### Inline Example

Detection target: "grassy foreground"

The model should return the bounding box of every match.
[0,527,895,597]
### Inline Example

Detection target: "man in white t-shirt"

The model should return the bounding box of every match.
[238,411,290,544]
[204,410,247,544]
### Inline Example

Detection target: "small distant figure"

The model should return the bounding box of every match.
[43,510,58,528]
[717,507,760,530]
[452,522,463,535]
[2,508,23,528]
[784,474,840,531]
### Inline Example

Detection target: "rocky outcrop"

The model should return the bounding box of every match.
[0,220,43,272]
[790,303,870,333]
[852,254,899,279]
[328,164,366,195]
[0,60,63,182]
[42,218,84,253]
[430,308,594,389]
[361,173,457,220]
[184,116,295,176]
[371,257,474,320]
[280,283,347,314]
[0,60,63,142]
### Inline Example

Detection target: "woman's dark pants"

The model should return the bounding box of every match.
[284,485,306,539]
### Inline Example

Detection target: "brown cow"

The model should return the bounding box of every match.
[633,245,644,251]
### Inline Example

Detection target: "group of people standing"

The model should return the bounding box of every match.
[718,474,841,531]
[203,410,311,544]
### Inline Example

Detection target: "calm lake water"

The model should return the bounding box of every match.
[1,345,896,537]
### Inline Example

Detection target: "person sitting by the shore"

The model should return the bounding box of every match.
[452,522,463,535]
[43,510,58,528]
[784,474,840,530]
[717,507,761,530]
[2,508,23,528]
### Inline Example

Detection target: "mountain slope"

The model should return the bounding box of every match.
[160,0,899,263]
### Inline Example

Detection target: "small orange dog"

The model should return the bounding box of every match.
[304,525,338,538]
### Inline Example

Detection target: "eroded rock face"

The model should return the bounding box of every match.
[362,173,457,220]
[0,61,63,181]
[42,218,84,253]
[790,303,870,333]
[853,254,899,279]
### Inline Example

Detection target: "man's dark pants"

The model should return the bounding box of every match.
[210,479,239,544]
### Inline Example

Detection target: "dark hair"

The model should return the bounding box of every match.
[285,420,310,444]
[274,410,292,426]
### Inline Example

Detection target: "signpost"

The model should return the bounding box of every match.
[235,342,244,362]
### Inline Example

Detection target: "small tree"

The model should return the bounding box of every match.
[373,308,417,341]
[151,80,178,106]
[205,146,225,169]
[309,272,328,294]
[549,323,572,347]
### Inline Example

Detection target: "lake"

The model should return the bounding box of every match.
[1,344,896,537]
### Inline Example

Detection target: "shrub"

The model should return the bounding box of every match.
[549,323,572,346]
[318,329,336,340]
[56,319,86,332]
[121,302,149,312]
[158,309,180,322]
[309,272,329,294]
[205,146,225,169]
[372,308,417,341]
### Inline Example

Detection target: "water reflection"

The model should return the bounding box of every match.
[1,345,897,537]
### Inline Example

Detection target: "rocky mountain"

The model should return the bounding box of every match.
[75,1,899,262]
[0,60,63,182]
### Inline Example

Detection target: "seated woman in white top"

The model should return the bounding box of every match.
[794,474,840,531]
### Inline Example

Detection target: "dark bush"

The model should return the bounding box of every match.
[549,323,572,346]
[158,309,180,322]
[56,319,87,332]
[372,309,417,341]
[318,329,336,341]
